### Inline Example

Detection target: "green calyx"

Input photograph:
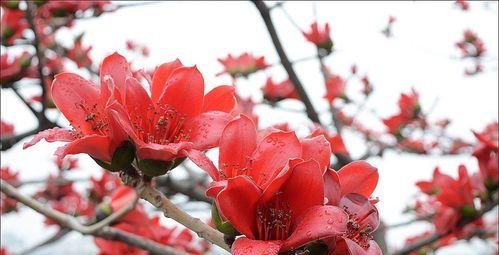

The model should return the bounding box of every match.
[211,203,239,236]
[137,158,175,177]
[92,140,135,172]
[460,205,477,218]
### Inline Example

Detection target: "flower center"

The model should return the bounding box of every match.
[343,207,376,249]
[133,103,191,145]
[256,192,293,241]
[72,102,109,137]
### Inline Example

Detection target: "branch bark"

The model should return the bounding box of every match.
[0,180,189,255]
[393,201,497,255]
[253,0,322,124]
[134,180,230,252]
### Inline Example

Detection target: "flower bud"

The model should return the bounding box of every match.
[95,202,113,222]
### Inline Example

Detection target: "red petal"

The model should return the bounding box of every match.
[338,161,378,198]
[219,115,257,179]
[158,66,204,118]
[250,131,301,188]
[109,186,137,212]
[324,168,341,206]
[51,73,100,134]
[23,128,75,149]
[205,180,227,198]
[282,205,348,251]
[434,206,458,234]
[151,59,183,102]
[100,52,132,102]
[232,237,281,255]
[136,142,193,161]
[182,111,232,151]
[202,85,236,113]
[216,175,261,239]
[259,159,301,203]
[301,135,331,172]
[280,160,324,221]
[55,135,112,162]
[339,193,379,231]
[123,77,154,126]
[334,238,382,255]
[183,149,220,181]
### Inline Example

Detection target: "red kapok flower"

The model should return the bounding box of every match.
[303,22,333,54]
[0,52,34,86]
[261,78,300,103]
[109,56,236,176]
[323,162,381,254]
[188,115,345,254]
[217,53,268,78]
[472,122,498,186]
[1,120,15,138]
[1,7,28,45]
[324,74,347,103]
[0,167,20,214]
[23,53,130,166]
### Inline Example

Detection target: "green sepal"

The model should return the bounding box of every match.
[4,1,19,9]
[92,157,116,172]
[138,159,174,177]
[460,205,477,218]
[302,241,328,255]
[211,203,239,236]
[110,140,135,171]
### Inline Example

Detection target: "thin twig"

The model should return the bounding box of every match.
[18,229,71,255]
[253,0,322,124]
[135,181,230,252]
[0,180,188,255]
[393,201,498,255]
[386,214,434,229]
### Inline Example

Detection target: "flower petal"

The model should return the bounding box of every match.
[218,115,257,179]
[158,66,204,118]
[301,135,331,172]
[216,175,261,239]
[280,160,325,220]
[202,85,236,113]
[23,128,75,149]
[55,135,111,162]
[282,205,348,251]
[334,238,382,255]
[340,193,379,231]
[205,180,227,198]
[250,131,301,188]
[123,77,154,125]
[232,237,282,255]
[136,142,193,161]
[100,52,132,102]
[182,111,232,151]
[183,149,220,181]
[151,59,183,102]
[338,161,378,198]
[51,73,100,134]
[324,168,341,206]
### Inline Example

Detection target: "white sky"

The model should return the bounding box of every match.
[1,1,498,254]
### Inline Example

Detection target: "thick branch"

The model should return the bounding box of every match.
[136,181,230,252]
[253,0,322,124]
[393,201,497,255]
[0,180,188,255]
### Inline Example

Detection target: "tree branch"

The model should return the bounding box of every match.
[393,201,498,255]
[134,180,230,252]
[0,180,188,255]
[253,0,322,124]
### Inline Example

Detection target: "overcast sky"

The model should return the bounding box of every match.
[1,1,498,254]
